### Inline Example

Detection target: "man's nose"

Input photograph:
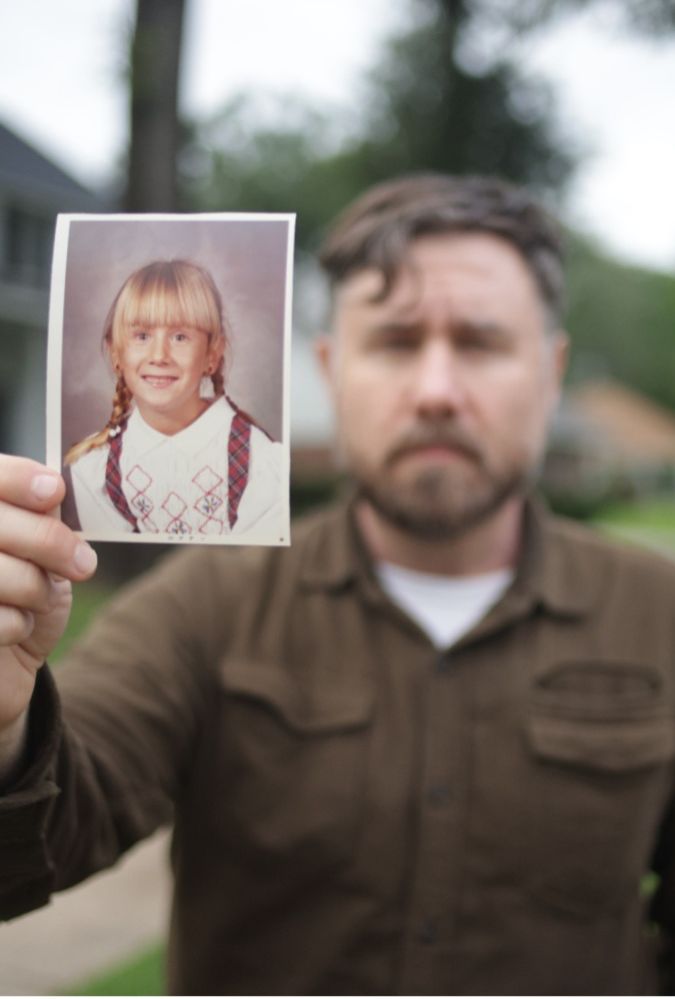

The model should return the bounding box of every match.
[411,341,465,416]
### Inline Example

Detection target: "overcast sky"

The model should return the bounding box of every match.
[1,0,674,271]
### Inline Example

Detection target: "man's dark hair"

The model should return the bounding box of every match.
[319,173,565,325]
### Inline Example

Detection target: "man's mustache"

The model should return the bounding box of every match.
[386,424,483,465]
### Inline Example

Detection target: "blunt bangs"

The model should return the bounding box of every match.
[109,261,224,348]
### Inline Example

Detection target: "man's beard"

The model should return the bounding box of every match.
[350,423,531,541]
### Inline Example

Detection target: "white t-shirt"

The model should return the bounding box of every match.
[69,396,284,539]
[376,561,513,649]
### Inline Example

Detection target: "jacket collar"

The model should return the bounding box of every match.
[298,491,595,620]
[508,495,595,618]
[297,492,367,592]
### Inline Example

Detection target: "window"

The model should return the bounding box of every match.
[3,206,53,286]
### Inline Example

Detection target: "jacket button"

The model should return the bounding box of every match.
[427,784,451,807]
[417,919,437,945]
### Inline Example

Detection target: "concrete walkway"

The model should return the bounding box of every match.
[1,829,171,995]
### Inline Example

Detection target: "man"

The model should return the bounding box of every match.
[1,174,675,994]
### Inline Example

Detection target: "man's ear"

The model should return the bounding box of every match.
[552,330,570,391]
[313,333,335,388]
[546,330,570,414]
[555,330,569,375]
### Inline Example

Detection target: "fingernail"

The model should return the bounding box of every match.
[73,542,98,575]
[31,474,60,501]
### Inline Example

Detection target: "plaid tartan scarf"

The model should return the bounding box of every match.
[105,420,139,532]
[227,409,251,528]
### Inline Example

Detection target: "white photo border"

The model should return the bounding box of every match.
[46,212,295,547]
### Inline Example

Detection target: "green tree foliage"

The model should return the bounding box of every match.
[338,0,575,192]
[180,0,576,250]
[477,0,675,37]
[179,97,351,251]
[175,0,674,413]
[565,236,675,410]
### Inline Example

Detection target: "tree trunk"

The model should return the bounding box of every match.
[125,0,186,211]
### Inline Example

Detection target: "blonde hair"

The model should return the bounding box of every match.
[65,259,228,464]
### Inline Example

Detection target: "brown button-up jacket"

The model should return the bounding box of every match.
[2,498,675,994]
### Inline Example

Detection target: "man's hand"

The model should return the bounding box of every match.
[0,456,98,744]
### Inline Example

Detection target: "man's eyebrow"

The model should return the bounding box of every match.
[455,317,513,338]
[364,317,513,337]
[363,319,424,337]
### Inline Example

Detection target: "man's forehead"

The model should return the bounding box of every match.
[330,231,543,322]
[333,267,391,308]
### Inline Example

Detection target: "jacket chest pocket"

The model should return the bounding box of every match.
[212,658,373,876]
[523,660,675,919]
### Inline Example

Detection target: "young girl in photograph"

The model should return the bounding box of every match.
[65,259,284,537]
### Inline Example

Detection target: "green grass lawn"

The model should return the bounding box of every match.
[50,579,115,664]
[592,498,675,555]
[65,944,165,996]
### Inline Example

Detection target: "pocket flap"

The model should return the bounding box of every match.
[530,660,675,772]
[529,715,675,773]
[533,659,664,719]
[218,658,373,734]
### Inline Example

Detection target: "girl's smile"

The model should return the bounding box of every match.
[142,374,179,388]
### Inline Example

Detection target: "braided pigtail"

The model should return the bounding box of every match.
[108,374,133,434]
[64,374,133,465]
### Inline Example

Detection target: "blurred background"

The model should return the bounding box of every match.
[1,0,674,993]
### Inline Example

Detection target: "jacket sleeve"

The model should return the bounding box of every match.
[0,545,230,920]
[650,793,675,994]
[0,667,62,918]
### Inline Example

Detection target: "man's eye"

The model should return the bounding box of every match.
[458,334,491,351]
[454,322,511,355]
[374,333,417,352]
[457,332,507,355]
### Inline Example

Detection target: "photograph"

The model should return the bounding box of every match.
[46,213,294,545]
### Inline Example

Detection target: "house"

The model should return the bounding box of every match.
[0,120,101,458]
[545,379,675,506]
